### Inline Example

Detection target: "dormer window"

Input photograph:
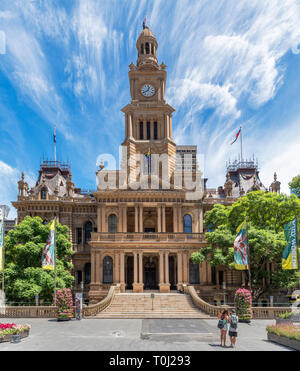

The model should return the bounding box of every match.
[41,188,47,200]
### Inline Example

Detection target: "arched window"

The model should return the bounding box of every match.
[145,42,150,54]
[41,188,47,200]
[84,221,93,243]
[189,259,200,284]
[84,263,91,285]
[108,214,117,233]
[183,214,192,233]
[103,256,113,284]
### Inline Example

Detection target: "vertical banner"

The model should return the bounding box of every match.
[234,220,249,270]
[282,218,298,270]
[75,293,83,320]
[42,219,56,270]
[0,218,3,271]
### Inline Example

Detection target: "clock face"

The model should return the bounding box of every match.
[141,84,155,97]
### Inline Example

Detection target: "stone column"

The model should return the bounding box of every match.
[139,252,143,284]
[128,113,133,138]
[139,205,143,233]
[165,252,169,284]
[178,206,183,232]
[101,206,105,232]
[120,252,125,292]
[165,114,170,138]
[159,251,164,284]
[177,252,183,288]
[173,206,178,233]
[135,205,139,233]
[123,206,127,233]
[97,206,101,232]
[199,207,204,233]
[162,204,166,233]
[133,252,138,284]
[91,250,96,284]
[169,115,172,138]
[114,252,120,283]
[150,120,154,140]
[183,252,188,283]
[157,206,161,233]
[97,252,102,285]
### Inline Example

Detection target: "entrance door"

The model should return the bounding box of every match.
[144,259,157,290]
[126,256,134,290]
[169,256,176,290]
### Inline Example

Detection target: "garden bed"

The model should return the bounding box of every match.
[267,323,300,351]
[0,323,31,343]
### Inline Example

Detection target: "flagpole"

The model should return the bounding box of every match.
[54,217,57,306]
[1,216,4,298]
[246,215,252,293]
[240,126,243,163]
[54,125,57,164]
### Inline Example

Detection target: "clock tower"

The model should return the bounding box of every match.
[121,26,176,187]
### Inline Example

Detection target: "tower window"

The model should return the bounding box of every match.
[41,188,47,200]
[154,122,158,139]
[147,122,151,140]
[84,221,93,243]
[108,214,117,233]
[141,44,144,54]
[145,43,150,54]
[140,121,144,140]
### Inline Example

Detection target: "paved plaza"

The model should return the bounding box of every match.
[0,318,293,351]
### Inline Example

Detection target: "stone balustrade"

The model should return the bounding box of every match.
[83,285,119,317]
[0,306,57,318]
[91,232,205,243]
[187,286,292,319]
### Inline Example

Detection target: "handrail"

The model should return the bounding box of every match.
[83,285,119,317]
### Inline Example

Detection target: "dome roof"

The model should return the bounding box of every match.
[137,27,156,41]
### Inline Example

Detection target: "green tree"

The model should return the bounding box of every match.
[289,175,300,198]
[0,216,74,305]
[191,191,300,302]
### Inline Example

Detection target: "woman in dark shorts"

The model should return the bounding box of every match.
[228,309,238,348]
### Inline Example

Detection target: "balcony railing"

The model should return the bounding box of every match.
[90,232,205,243]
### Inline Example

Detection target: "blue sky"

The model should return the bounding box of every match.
[0,0,300,218]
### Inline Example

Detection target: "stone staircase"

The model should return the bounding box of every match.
[94,292,210,318]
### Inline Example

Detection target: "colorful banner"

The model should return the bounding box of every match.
[0,219,3,271]
[282,218,298,270]
[42,219,56,271]
[234,220,249,270]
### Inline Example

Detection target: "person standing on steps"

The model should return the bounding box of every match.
[228,309,239,348]
[217,309,229,347]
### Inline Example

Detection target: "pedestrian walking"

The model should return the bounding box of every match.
[217,309,229,347]
[228,309,239,348]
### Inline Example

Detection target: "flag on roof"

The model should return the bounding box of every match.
[230,128,241,145]
[143,17,146,29]
[53,126,56,144]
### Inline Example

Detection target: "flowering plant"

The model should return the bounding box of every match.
[0,323,31,337]
[234,288,253,321]
[56,288,74,319]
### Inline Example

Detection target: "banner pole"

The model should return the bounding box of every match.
[54,217,57,306]
[246,215,252,293]
[1,216,4,297]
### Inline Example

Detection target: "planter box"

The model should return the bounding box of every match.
[0,330,30,343]
[268,332,300,351]
[239,319,251,323]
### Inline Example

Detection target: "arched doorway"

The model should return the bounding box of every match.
[103,256,113,284]
[169,256,177,290]
[144,257,158,290]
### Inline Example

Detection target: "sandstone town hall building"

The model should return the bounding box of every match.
[13,26,278,306]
